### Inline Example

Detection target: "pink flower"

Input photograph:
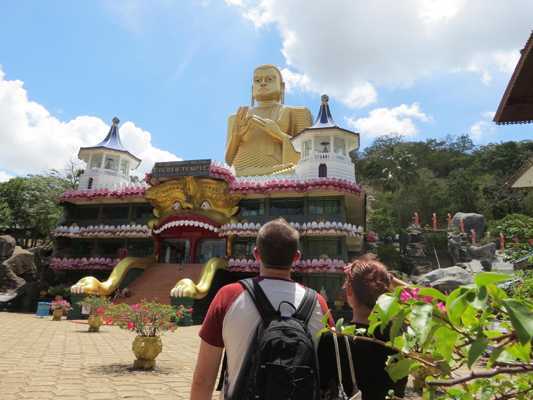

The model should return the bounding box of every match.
[131,304,141,311]
[400,288,414,302]
[436,302,446,314]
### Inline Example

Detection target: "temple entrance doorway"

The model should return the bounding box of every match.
[160,239,191,264]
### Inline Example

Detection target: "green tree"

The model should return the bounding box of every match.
[447,168,480,212]
[0,175,71,240]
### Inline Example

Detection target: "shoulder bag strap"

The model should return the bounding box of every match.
[332,332,347,397]
[240,278,278,323]
[292,287,318,326]
[343,336,359,395]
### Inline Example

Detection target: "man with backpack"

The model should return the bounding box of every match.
[190,218,332,400]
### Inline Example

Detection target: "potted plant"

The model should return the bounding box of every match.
[77,296,110,332]
[104,300,191,369]
[50,296,72,321]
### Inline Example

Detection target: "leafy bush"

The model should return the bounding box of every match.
[490,214,533,241]
[330,273,533,399]
[509,270,533,303]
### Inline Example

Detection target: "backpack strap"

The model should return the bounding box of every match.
[240,278,278,324]
[292,287,318,327]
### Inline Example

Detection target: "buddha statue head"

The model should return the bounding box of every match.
[252,64,285,104]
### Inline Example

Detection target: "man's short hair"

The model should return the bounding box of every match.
[256,218,299,269]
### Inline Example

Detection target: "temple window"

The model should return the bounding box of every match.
[239,199,265,217]
[197,239,226,263]
[120,160,130,176]
[270,198,304,216]
[334,137,346,156]
[104,155,118,171]
[127,239,154,257]
[304,237,342,259]
[133,204,153,223]
[309,198,341,215]
[100,205,129,221]
[99,240,124,257]
[303,140,312,159]
[71,240,95,257]
[90,154,103,169]
[75,206,99,221]
[232,238,256,258]
[319,163,327,177]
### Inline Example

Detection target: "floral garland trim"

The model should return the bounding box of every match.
[53,224,150,239]
[60,184,147,202]
[62,162,362,202]
[220,221,363,237]
[227,258,346,273]
[50,257,119,271]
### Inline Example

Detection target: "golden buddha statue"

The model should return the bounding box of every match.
[225,64,313,176]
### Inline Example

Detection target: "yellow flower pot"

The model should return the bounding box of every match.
[132,336,162,370]
[52,308,63,321]
[88,315,102,332]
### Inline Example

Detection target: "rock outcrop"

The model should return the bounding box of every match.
[0,235,16,262]
[415,266,473,292]
[452,212,485,237]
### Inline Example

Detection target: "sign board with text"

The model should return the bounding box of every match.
[152,159,211,179]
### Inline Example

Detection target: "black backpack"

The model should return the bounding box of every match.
[225,278,321,400]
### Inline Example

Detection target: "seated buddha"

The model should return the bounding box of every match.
[225,64,313,176]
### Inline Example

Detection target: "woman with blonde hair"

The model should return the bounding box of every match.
[318,257,407,400]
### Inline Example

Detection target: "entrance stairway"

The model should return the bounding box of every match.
[118,263,204,305]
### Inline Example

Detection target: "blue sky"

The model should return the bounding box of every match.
[0,0,531,181]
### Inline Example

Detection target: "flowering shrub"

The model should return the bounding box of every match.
[77,296,110,315]
[103,301,191,337]
[331,272,533,399]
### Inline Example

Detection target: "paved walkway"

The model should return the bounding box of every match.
[0,312,209,400]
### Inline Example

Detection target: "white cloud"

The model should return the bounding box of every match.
[227,0,531,106]
[469,111,497,142]
[281,68,377,108]
[346,103,431,138]
[0,67,180,178]
[0,171,12,183]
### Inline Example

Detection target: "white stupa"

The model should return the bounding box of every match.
[292,95,359,181]
[77,117,141,190]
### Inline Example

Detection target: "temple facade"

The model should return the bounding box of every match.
[57,65,366,320]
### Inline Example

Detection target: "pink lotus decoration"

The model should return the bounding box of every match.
[60,161,363,206]
[50,257,119,271]
[53,224,151,239]
[227,258,345,274]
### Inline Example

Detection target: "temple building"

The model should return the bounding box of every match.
[58,65,366,320]
[78,117,141,190]
[495,31,533,190]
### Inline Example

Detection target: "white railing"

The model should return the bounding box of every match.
[301,151,348,162]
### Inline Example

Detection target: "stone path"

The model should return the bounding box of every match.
[0,312,211,400]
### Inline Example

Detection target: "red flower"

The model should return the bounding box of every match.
[127,321,135,330]
[95,306,105,315]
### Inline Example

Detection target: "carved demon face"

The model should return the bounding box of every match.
[145,176,240,226]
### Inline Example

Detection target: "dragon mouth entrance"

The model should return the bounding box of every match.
[153,214,225,265]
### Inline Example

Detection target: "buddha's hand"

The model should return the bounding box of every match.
[234,106,250,139]
[248,116,289,141]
